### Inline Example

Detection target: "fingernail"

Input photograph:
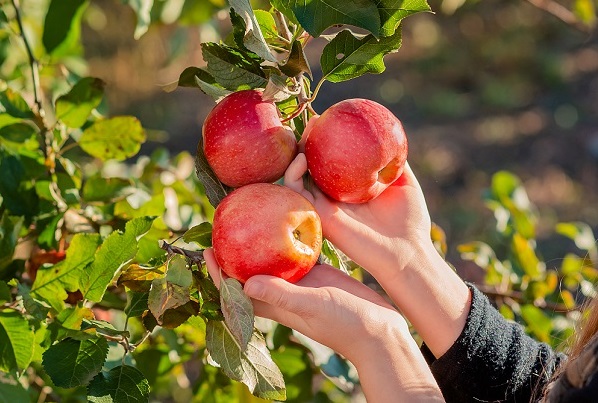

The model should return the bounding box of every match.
[244,278,265,299]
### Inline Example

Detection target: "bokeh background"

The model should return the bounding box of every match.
[79,0,598,277]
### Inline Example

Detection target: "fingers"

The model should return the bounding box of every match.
[283,153,308,193]
[203,248,226,288]
[244,275,316,320]
[284,153,316,204]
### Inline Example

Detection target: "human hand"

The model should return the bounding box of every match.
[284,152,433,277]
[284,152,471,358]
[203,248,405,363]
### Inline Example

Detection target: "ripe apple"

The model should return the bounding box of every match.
[304,98,408,203]
[212,183,322,283]
[202,90,297,188]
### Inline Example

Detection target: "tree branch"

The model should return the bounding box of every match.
[526,0,594,34]
[476,283,577,313]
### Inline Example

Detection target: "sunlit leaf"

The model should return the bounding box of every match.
[520,304,552,343]
[183,222,213,247]
[321,28,402,83]
[55,77,105,128]
[375,0,431,37]
[0,309,35,374]
[31,234,102,311]
[123,0,154,39]
[42,0,88,54]
[80,216,155,302]
[511,233,544,279]
[276,0,381,37]
[229,0,277,61]
[79,116,146,162]
[118,264,165,292]
[556,222,597,252]
[0,89,34,119]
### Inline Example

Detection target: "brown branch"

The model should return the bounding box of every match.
[160,240,205,266]
[526,0,594,34]
[476,283,577,313]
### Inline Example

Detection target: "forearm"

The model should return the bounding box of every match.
[375,240,471,359]
[350,317,445,402]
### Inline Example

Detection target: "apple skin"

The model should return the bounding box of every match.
[212,183,322,284]
[202,90,297,188]
[304,99,408,203]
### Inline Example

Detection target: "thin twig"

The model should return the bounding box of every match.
[11,0,44,117]
[160,240,205,265]
[526,0,593,34]
[476,283,577,313]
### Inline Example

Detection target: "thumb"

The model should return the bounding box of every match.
[244,275,313,318]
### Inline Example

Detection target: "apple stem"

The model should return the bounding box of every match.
[281,102,307,123]
[307,77,326,103]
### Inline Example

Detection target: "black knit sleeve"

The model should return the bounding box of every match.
[420,284,567,402]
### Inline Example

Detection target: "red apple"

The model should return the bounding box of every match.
[304,99,408,203]
[202,90,297,188]
[212,183,322,283]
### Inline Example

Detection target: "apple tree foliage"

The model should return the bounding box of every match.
[0,0,597,401]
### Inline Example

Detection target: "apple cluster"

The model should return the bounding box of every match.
[201,90,408,283]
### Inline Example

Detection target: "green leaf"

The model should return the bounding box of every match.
[79,116,146,161]
[0,88,34,118]
[148,277,190,324]
[56,77,105,128]
[42,337,108,388]
[82,175,133,203]
[0,281,10,303]
[556,222,597,252]
[31,234,102,311]
[0,213,23,273]
[125,291,149,317]
[254,10,278,39]
[118,264,165,292]
[375,0,431,37]
[18,283,51,321]
[280,40,312,78]
[520,304,552,343]
[276,0,381,37]
[0,381,29,401]
[220,277,254,349]
[195,137,230,208]
[206,320,286,400]
[0,309,35,374]
[321,28,402,83]
[0,123,37,144]
[511,233,544,279]
[88,365,150,402]
[201,42,268,90]
[81,216,156,302]
[194,75,233,102]
[320,239,349,274]
[183,222,213,247]
[165,255,193,287]
[271,345,314,402]
[43,0,88,54]
[0,156,39,218]
[123,0,154,39]
[81,320,130,338]
[229,0,277,62]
